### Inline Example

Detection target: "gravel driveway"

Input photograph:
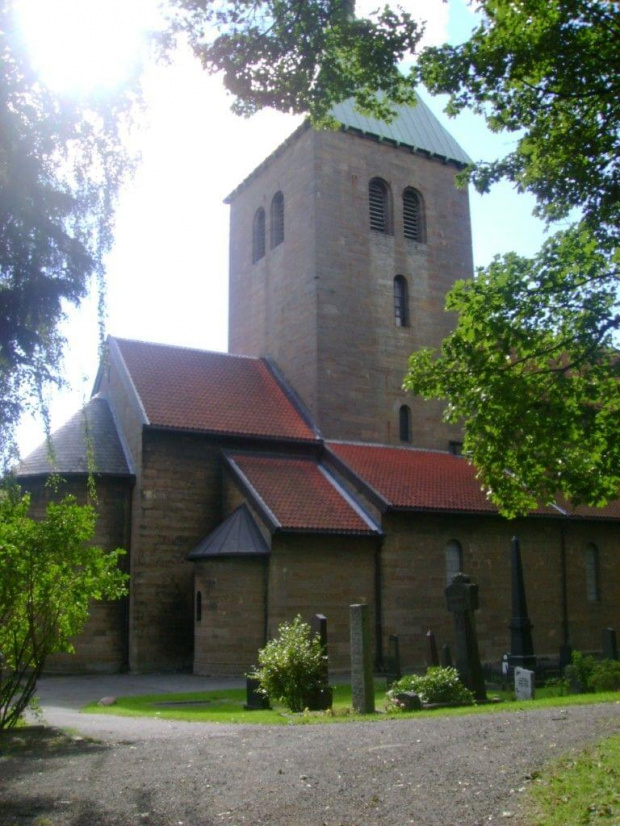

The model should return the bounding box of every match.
[2,696,619,826]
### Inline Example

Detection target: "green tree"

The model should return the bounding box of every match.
[0,489,127,729]
[0,0,139,467]
[170,0,421,122]
[405,0,619,515]
[404,227,619,516]
[171,0,619,514]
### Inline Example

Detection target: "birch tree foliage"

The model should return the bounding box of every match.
[0,0,139,466]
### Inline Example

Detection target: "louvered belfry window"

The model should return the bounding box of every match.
[403,187,425,242]
[369,177,391,233]
[394,275,409,327]
[270,191,284,248]
[252,208,266,263]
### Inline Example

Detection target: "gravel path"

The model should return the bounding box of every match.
[2,701,619,826]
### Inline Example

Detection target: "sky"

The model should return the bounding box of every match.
[14,0,549,457]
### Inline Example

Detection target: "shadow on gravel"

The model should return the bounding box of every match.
[0,727,111,826]
[1,797,172,826]
[0,726,106,761]
[0,728,180,826]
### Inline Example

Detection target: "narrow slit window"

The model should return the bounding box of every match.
[270,191,284,248]
[369,177,392,234]
[399,404,411,442]
[585,544,601,602]
[446,540,463,586]
[196,590,202,622]
[252,208,266,263]
[394,275,409,327]
[403,187,425,242]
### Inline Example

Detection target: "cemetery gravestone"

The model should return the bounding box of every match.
[244,677,270,710]
[308,613,332,710]
[350,603,375,714]
[602,627,618,661]
[445,573,487,702]
[311,613,329,682]
[509,536,536,672]
[385,633,401,685]
[426,629,439,667]
[514,667,535,700]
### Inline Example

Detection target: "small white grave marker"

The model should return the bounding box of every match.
[514,667,535,700]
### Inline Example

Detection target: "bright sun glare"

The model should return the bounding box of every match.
[16,0,162,93]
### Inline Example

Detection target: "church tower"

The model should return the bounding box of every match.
[226,97,473,449]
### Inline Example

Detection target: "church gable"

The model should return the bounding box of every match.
[224,451,382,536]
[108,337,318,443]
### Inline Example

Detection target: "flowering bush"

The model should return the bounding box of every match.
[387,666,475,708]
[249,616,330,713]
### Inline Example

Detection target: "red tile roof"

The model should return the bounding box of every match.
[560,498,620,521]
[112,338,316,442]
[226,452,380,535]
[327,442,620,520]
[328,441,496,513]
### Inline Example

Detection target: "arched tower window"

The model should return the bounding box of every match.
[446,540,463,586]
[270,191,284,248]
[403,187,426,242]
[585,543,601,602]
[252,208,266,263]
[369,177,392,234]
[399,404,411,442]
[394,275,410,327]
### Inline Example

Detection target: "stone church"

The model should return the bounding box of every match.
[18,98,620,675]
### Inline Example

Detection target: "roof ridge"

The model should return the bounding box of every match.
[327,439,460,456]
[110,336,261,362]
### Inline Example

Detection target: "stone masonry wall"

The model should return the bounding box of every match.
[227,125,472,449]
[130,431,225,671]
[194,558,267,676]
[380,512,620,671]
[267,534,379,672]
[22,476,132,673]
[228,127,321,420]
[313,129,472,448]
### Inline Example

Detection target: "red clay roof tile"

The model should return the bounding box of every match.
[327,442,620,520]
[113,338,316,442]
[328,441,496,513]
[227,452,380,534]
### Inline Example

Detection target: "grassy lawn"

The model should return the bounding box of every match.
[524,734,620,826]
[82,684,620,725]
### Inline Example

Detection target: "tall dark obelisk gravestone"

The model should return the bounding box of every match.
[508,536,536,672]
